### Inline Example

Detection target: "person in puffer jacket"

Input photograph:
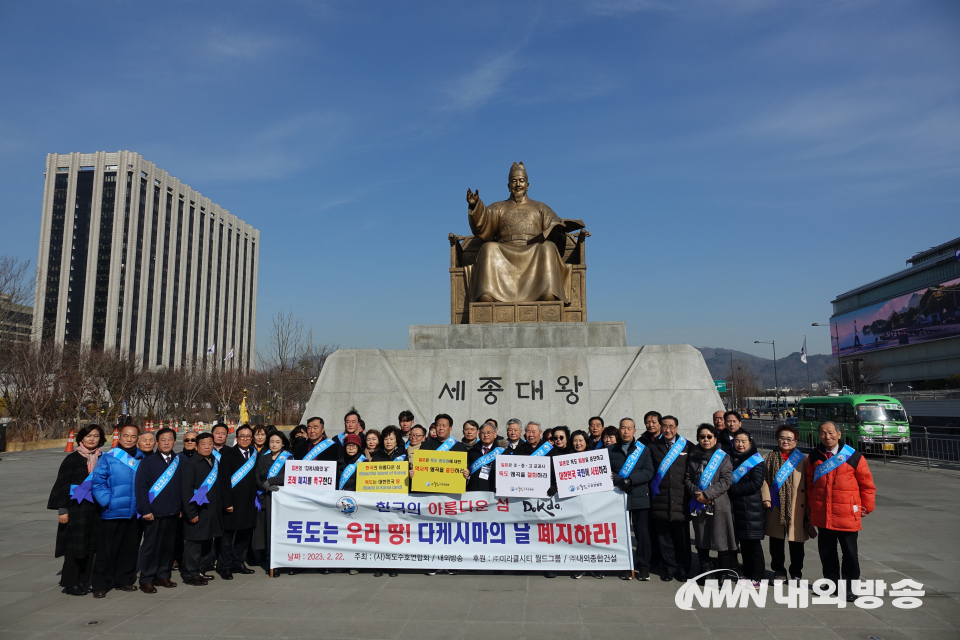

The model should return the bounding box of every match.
[90,424,145,597]
[806,421,875,603]
[727,431,766,585]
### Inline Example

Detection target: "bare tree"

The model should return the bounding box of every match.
[728,359,761,412]
[0,253,33,349]
[258,309,305,424]
[825,360,883,394]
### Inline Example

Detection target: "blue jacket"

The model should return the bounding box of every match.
[135,452,182,517]
[92,447,145,519]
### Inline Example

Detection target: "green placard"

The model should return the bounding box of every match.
[714,380,727,393]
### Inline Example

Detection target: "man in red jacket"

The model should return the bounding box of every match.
[806,421,876,602]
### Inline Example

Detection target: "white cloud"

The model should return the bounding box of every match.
[441,52,522,112]
[206,26,289,60]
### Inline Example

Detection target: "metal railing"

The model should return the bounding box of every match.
[744,421,960,468]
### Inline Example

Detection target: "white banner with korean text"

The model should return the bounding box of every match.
[271,488,633,571]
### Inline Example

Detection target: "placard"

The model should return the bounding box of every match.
[272,489,633,571]
[552,449,613,498]
[495,455,551,498]
[284,460,336,490]
[357,461,410,494]
[410,450,467,494]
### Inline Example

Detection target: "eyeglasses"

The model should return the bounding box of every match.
[778,436,796,443]
[698,435,715,440]
[183,438,197,443]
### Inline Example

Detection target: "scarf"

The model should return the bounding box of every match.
[765,448,795,531]
[77,443,101,473]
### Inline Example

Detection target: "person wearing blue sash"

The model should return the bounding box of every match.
[134,427,182,593]
[180,433,224,586]
[806,421,876,602]
[419,413,470,453]
[761,423,812,582]
[90,424,144,598]
[684,424,736,582]
[466,420,504,494]
[48,424,105,596]
[211,423,230,459]
[728,430,767,587]
[372,426,407,463]
[218,425,259,579]
[254,431,292,575]
[609,418,656,582]
[586,416,605,450]
[505,421,543,456]
[293,417,341,462]
[650,416,692,582]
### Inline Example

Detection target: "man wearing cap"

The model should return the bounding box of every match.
[465,162,580,304]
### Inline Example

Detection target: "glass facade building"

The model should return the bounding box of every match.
[33,151,259,371]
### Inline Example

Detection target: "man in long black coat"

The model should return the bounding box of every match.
[134,428,181,593]
[218,425,259,579]
[649,415,692,582]
[180,433,223,586]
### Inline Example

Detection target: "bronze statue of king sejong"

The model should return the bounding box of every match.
[464,162,584,304]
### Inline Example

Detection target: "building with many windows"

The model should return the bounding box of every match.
[32,151,259,370]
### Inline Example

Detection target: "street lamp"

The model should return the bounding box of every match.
[812,322,844,392]
[754,340,779,418]
[716,351,735,410]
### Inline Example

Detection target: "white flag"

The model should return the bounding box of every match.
[206,344,215,355]
[224,347,234,361]
[800,337,807,364]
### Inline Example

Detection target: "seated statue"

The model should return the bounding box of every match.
[464,162,584,304]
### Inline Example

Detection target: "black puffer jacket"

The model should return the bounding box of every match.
[649,437,692,523]
[727,445,767,541]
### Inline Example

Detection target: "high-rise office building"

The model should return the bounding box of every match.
[33,151,259,371]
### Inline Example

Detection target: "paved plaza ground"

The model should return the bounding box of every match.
[0,447,958,640]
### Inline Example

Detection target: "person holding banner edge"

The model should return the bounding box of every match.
[609,418,655,581]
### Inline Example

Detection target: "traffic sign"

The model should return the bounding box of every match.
[714,380,727,393]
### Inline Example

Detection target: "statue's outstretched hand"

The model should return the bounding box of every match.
[466,188,480,208]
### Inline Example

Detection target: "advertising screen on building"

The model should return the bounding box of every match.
[831,276,960,357]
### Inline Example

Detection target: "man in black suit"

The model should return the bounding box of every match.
[466,423,501,492]
[135,428,181,593]
[180,433,225,586]
[218,425,258,579]
[293,416,340,461]
[419,414,469,453]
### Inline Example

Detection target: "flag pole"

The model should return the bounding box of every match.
[804,335,810,394]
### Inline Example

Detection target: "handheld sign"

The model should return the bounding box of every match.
[411,450,467,494]
[284,460,336,491]
[495,455,551,498]
[553,449,613,498]
[357,461,410,494]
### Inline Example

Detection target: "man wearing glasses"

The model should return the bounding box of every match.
[174,432,198,568]
[405,425,427,455]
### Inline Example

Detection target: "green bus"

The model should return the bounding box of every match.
[797,395,911,455]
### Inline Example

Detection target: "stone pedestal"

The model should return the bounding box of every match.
[301,323,722,441]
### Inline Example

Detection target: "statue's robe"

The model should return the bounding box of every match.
[466,196,572,304]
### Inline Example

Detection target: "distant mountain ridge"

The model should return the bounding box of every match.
[697,347,834,390]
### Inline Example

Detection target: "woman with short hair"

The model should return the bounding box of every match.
[728,430,767,587]
[761,424,813,582]
[685,424,736,581]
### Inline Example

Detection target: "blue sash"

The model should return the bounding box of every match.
[212,448,222,462]
[593,439,604,450]
[148,456,180,503]
[109,447,142,470]
[618,443,645,478]
[732,452,763,484]
[813,445,856,483]
[70,472,95,504]
[395,454,406,462]
[338,455,365,490]
[268,451,292,479]
[531,441,553,457]
[230,450,257,488]
[303,438,336,461]
[651,436,687,496]
[689,449,727,512]
[337,432,347,444]
[437,437,458,452]
[470,447,505,474]
[190,459,219,505]
[770,449,804,508]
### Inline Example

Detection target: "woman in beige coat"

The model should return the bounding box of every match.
[761,424,815,581]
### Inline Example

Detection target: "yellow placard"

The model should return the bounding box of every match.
[356,461,410,494]
[410,450,467,494]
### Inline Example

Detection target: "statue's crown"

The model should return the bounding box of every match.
[509,162,527,178]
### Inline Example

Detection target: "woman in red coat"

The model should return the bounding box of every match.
[806,421,875,602]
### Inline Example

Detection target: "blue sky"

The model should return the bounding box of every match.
[1,1,957,359]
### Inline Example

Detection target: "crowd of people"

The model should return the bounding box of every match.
[48,408,876,600]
